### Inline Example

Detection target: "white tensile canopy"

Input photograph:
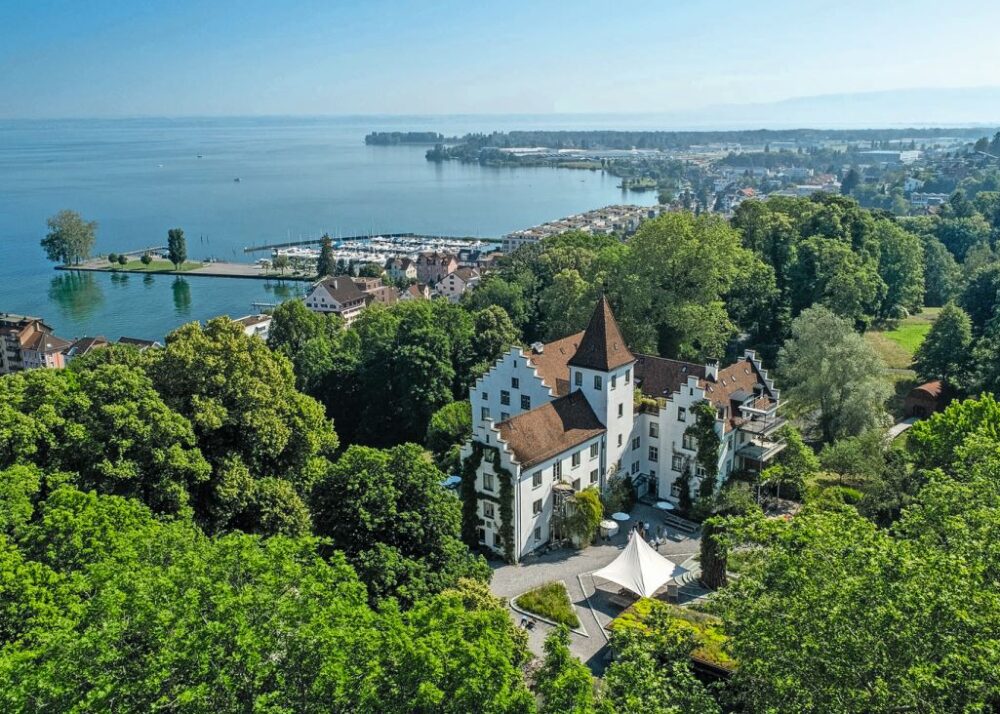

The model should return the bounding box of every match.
[592,532,677,598]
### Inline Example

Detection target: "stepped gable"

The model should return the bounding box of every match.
[496,391,605,469]
[567,295,635,372]
[526,331,583,396]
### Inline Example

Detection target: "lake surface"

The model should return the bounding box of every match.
[0,115,655,341]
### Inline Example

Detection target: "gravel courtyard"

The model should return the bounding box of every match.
[489,502,705,674]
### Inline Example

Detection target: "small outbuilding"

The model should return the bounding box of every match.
[903,380,948,419]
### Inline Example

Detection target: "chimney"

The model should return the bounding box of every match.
[705,358,719,381]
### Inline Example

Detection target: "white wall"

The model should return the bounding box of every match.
[470,347,555,439]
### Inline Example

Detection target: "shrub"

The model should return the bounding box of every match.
[515,582,580,629]
[140,253,153,265]
[561,487,602,547]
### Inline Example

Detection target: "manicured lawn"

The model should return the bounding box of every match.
[113,259,203,272]
[514,582,580,629]
[612,599,735,670]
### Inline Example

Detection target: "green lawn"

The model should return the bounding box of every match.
[514,582,580,629]
[864,308,942,369]
[111,259,203,272]
[611,599,735,670]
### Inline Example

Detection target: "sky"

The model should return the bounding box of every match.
[2,0,1000,119]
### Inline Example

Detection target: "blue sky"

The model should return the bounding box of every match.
[2,0,999,118]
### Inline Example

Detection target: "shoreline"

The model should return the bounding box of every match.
[56,263,314,282]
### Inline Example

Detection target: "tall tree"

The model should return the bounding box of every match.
[913,302,972,385]
[872,220,924,316]
[536,627,596,714]
[778,305,891,442]
[840,167,861,195]
[149,317,337,532]
[167,227,187,270]
[310,443,489,604]
[40,210,97,265]
[317,234,335,277]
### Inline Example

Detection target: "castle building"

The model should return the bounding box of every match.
[461,297,783,562]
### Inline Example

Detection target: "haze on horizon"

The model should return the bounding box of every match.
[3,0,1000,126]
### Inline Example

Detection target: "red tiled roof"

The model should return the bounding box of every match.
[527,331,584,396]
[912,380,943,398]
[497,391,605,469]
[567,296,635,371]
[634,354,705,397]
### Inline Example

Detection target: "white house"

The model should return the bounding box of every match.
[234,314,273,340]
[461,297,784,562]
[435,267,481,302]
[304,277,369,325]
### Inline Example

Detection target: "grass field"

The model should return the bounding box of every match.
[514,582,580,629]
[864,307,942,369]
[113,259,204,272]
[863,308,940,419]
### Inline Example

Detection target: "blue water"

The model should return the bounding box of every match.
[0,116,654,341]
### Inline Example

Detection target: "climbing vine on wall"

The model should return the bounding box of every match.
[490,448,516,563]
[687,401,721,483]
[460,443,516,563]
[460,443,483,547]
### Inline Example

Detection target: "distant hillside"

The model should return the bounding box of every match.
[672,87,1000,129]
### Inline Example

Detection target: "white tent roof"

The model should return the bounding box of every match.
[592,532,677,598]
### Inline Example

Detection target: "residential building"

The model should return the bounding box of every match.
[501,205,662,253]
[63,336,111,363]
[304,276,369,325]
[435,267,481,302]
[400,283,432,301]
[910,192,950,209]
[117,336,163,351]
[0,314,69,374]
[385,256,417,282]
[461,297,783,562]
[415,251,459,285]
[234,314,273,340]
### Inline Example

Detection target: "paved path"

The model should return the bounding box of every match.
[490,502,702,674]
[888,416,918,440]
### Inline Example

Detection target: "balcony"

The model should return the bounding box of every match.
[738,438,786,464]
[738,415,786,437]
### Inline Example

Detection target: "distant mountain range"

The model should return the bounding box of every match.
[666,87,1000,130]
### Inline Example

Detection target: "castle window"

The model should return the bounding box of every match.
[521,395,531,410]
[500,390,510,406]
[594,375,602,390]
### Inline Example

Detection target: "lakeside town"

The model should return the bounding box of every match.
[6,0,1000,707]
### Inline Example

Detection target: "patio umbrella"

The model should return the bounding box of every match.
[655,501,675,511]
[610,512,630,521]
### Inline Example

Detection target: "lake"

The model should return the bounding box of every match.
[0,115,655,341]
